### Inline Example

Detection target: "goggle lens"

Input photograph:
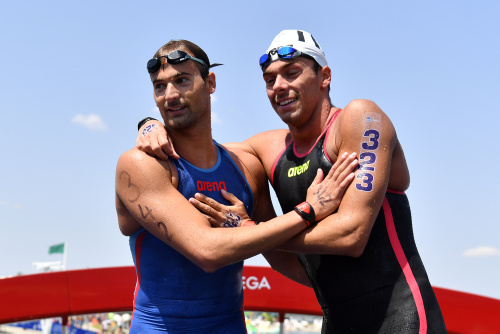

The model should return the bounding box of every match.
[259,46,301,69]
[259,54,270,67]
[277,46,297,59]
[147,58,161,73]
[167,50,190,64]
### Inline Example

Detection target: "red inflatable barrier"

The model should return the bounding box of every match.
[0,266,499,333]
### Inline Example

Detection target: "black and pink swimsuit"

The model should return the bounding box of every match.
[271,112,446,333]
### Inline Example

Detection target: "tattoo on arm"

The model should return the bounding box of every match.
[120,171,141,203]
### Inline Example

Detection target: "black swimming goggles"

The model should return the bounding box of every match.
[147,50,209,74]
[259,46,305,70]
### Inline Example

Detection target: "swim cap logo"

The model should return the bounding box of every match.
[288,160,310,178]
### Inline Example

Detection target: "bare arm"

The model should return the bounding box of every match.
[115,148,351,273]
[252,185,313,287]
[190,152,357,228]
[229,159,313,287]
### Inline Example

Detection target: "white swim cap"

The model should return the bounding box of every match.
[262,30,328,69]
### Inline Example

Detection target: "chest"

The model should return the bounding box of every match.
[272,138,333,213]
[174,156,255,216]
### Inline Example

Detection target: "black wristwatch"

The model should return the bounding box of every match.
[137,117,158,131]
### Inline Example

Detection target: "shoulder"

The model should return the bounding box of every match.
[242,129,291,172]
[116,148,174,185]
[117,147,148,165]
[242,129,291,155]
[337,99,395,139]
[219,142,257,167]
[117,148,154,171]
[327,100,397,158]
[222,129,290,160]
[244,128,291,145]
[339,99,388,122]
[220,143,267,195]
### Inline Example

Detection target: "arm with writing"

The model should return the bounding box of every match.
[275,100,404,257]
[115,147,352,273]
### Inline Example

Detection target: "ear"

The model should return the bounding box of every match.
[320,66,332,89]
[206,72,216,94]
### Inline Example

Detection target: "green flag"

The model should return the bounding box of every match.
[49,243,65,254]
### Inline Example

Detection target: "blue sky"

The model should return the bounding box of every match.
[1,1,499,300]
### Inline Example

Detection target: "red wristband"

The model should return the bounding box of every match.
[241,220,260,227]
[294,202,316,227]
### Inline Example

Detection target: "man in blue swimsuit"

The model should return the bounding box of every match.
[115,39,357,333]
[136,31,446,333]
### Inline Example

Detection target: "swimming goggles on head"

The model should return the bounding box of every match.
[147,50,208,73]
[259,46,306,70]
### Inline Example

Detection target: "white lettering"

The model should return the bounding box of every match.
[247,276,259,290]
[242,276,271,290]
[258,276,271,290]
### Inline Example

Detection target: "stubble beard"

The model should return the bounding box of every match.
[164,111,197,130]
[275,101,303,127]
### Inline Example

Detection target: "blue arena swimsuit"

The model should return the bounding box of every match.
[129,141,254,333]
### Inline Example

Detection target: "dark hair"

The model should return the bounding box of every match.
[154,40,212,80]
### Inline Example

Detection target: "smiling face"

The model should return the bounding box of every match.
[150,54,215,131]
[262,57,328,128]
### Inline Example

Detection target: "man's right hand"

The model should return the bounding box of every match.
[137,119,179,160]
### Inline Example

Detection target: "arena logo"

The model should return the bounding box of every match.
[196,180,227,192]
[242,276,271,290]
[288,160,310,178]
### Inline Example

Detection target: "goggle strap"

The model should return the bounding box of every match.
[147,50,215,73]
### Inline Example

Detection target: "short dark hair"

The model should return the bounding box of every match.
[154,40,211,80]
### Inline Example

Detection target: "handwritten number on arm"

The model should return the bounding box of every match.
[138,204,155,220]
[121,170,174,242]
[313,185,333,207]
[120,171,140,203]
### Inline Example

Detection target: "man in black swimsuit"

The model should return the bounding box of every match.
[136,30,446,333]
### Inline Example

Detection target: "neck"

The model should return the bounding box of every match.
[168,120,218,169]
[289,100,338,153]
